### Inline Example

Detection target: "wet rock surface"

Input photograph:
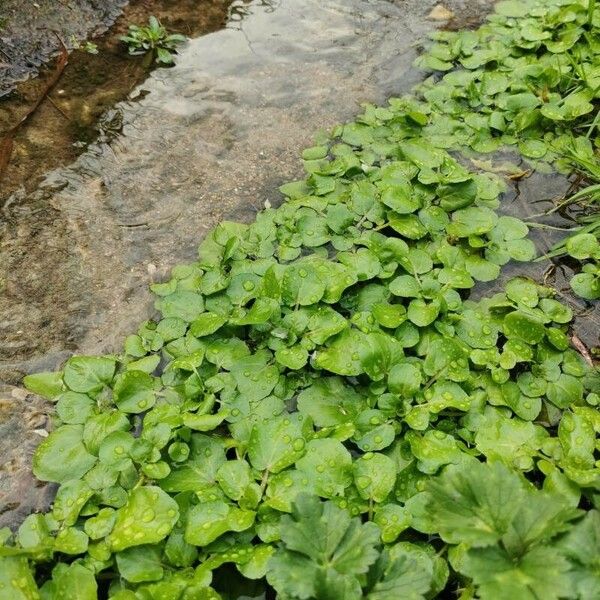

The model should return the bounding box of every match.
[0,0,232,202]
[0,384,55,528]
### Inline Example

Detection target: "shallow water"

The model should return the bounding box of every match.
[0,0,491,382]
[0,0,493,528]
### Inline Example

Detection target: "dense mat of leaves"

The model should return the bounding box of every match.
[2,0,600,598]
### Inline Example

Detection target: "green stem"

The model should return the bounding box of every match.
[588,0,596,27]
[259,470,270,498]
[527,222,576,231]
[585,108,600,139]
[373,221,390,231]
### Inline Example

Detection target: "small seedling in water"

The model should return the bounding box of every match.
[69,36,99,54]
[119,16,186,64]
[81,41,99,55]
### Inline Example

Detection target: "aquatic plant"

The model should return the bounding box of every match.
[1,0,599,598]
[119,16,186,65]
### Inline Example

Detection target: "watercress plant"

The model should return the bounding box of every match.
[2,0,599,599]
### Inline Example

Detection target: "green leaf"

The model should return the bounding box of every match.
[366,550,431,600]
[518,139,547,159]
[539,298,572,323]
[373,504,411,543]
[185,500,256,546]
[155,291,204,322]
[99,430,135,469]
[63,356,116,394]
[388,214,428,239]
[447,207,498,238]
[505,277,539,308]
[296,439,353,497]
[389,275,420,298]
[566,233,599,260]
[557,510,600,600]
[53,479,93,525]
[238,543,275,579]
[248,414,307,473]
[422,460,525,546]
[388,363,422,396]
[465,255,501,282]
[216,459,253,501]
[423,338,470,382]
[407,298,440,327]
[0,556,40,599]
[559,411,596,469]
[461,545,571,600]
[23,371,63,400]
[314,328,366,376]
[407,430,466,475]
[190,312,227,337]
[267,495,381,599]
[116,545,164,582]
[503,311,545,344]
[84,507,116,540]
[400,140,445,169]
[33,425,97,483]
[297,377,362,427]
[113,370,156,413]
[50,563,97,599]
[83,410,131,455]
[54,527,89,554]
[437,179,478,211]
[380,183,421,214]
[231,352,279,402]
[305,306,348,345]
[372,303,407,328]
[275,345,309,370]
[546,374,583,409]
[570,272,600,300]
[282,264,326,306]
[160,434,226,492]
[267,552,319,599]
[474,408,547,470]
[108,486,179,551]
[353,453,396,502]
[56,392,96,424]
[206,337,250,369]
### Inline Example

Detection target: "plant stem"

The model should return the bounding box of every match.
[259,470,270,498]
[588,0,596,27]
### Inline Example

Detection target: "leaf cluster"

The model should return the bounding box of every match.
[3,1,600,599]
[119,16,186,64]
